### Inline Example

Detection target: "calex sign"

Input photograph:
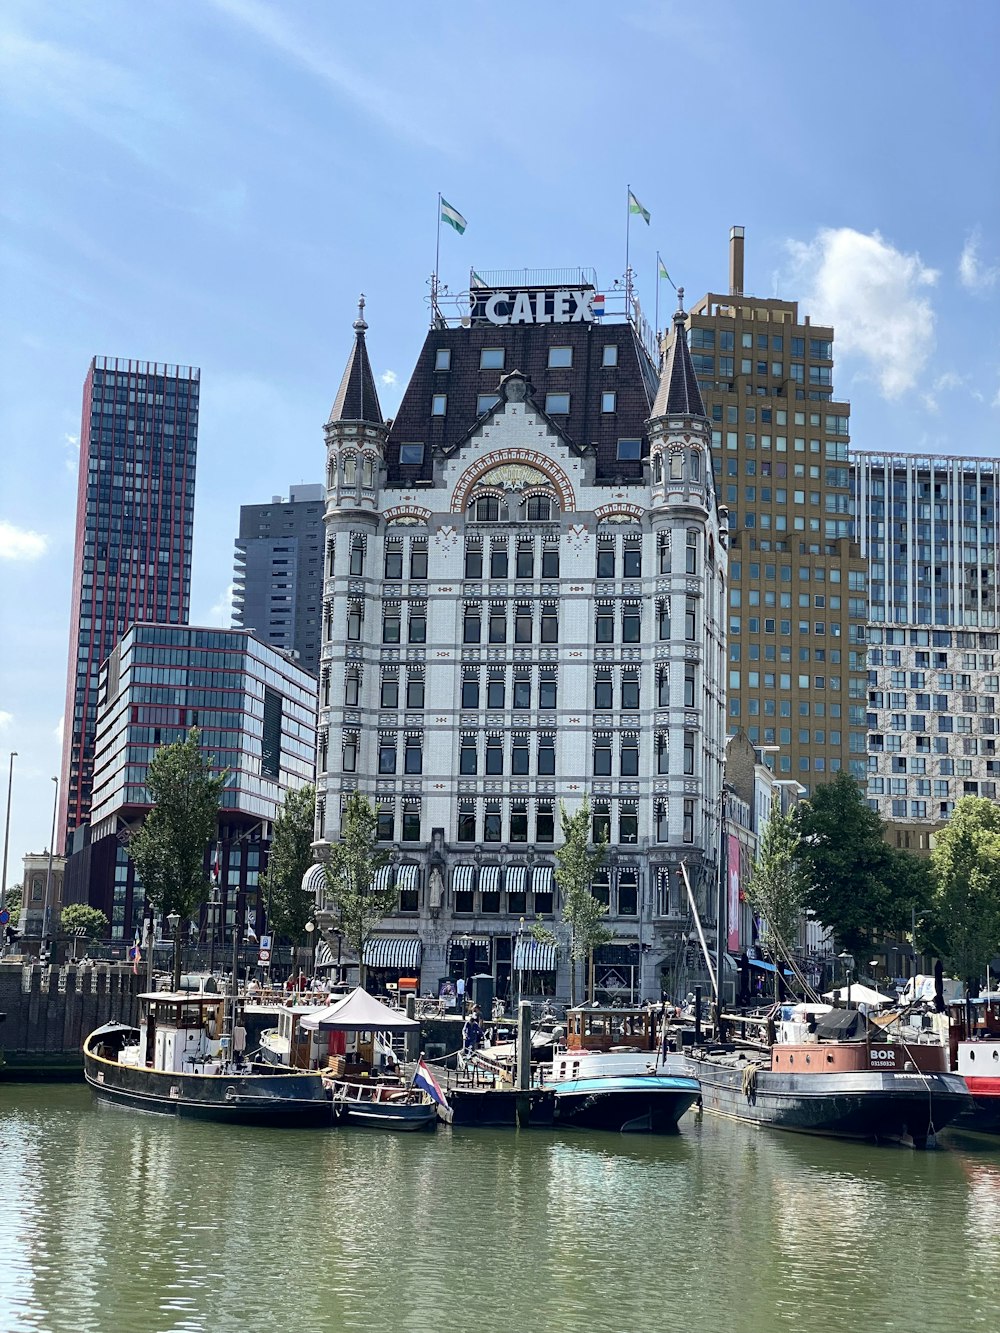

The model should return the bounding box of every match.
[472,288,596,325]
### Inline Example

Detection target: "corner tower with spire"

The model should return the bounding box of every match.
[647,288,729,855]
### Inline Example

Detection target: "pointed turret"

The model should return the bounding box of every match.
[328,295,383,426]
[650,288,706,420]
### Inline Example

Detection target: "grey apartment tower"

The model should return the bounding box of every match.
[232,484,324,676]
[58,357,200,850]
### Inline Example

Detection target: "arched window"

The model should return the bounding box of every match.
[525,494,556,521]
[474,495,500,522]
[669,453,683,480]
[343,453,357,484]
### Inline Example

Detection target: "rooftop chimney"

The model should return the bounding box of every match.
[729,225,745,297]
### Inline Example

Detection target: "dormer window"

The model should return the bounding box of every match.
[434,348,451,371]
[616,438,641,461]
[477,394,500,415]
[602,391,616,413]
[602,344,618,367]
[545,392,570,415]
[399,443,424,465]
[431,394,447,416]
[480,348,504,370]
[548,347,573,368]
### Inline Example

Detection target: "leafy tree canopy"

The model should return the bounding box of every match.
[261,784,316,945]
[555,799,612,1006]
[128,728,227,926]
[928,796,1000,989]
[744,805,806,955]
[320,792,394,989]
[795,771,932,952]
[60,903,108,940]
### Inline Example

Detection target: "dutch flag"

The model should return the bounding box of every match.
[412,1055,452,1121]
[591,293,605,318]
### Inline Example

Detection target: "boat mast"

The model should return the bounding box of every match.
[678,860,718,1004]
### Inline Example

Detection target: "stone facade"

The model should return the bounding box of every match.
[313,292,729,1003]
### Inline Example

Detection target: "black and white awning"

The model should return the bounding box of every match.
[453,864,476,892]
[363,936,422,969]
[514,937,557,971]
[505,865,527,895]
[373,865,394,892]
[479,864,501,894]
[531,865,554,894]
[396,864,420,890]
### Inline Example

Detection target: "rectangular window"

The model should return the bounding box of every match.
[619,807,638,845]
[602,391,616,413]
[511,737,530,775]
[399,443,424,465]
[621,676,639,710]
[434,348,451,371]
[378,738,396,773]
[602,344,618,367]
[464,546,483,579]
[457,802,476,843]
[536,801,554,844]
[592,802,611,843]
[463,607,481,643]
[477,394,501,415]
[480,347,504,369]
[548,346,573,368]
[540,606,558,642]
[408,610,426,643]
[488,608,506,643]
[617,438,642,461]
[487,678,505,710]
[594,674,613,709]
[484,802,502,843]
[384,550,403,580]
[405,676,424,709]
[410,548,428,580]
[402,807,421,842]
[516,545,534,579]
[380,676,398,709]
[510,802,528,843]
[537,735,555,775]
[620,737,639,776]
[404,737,422,774]
[622,608,641,643]
[539,678,557,709]
[593,737,612,776]
[596,609,614,642]
[515,607,532,643]
[431,394,447,416]
[461,675,479,710]
[623,546,641,578]
[597,546,616,579]
[460,736,477,775]
[542,547,559,578]
[545,392,570,414]
[377,806,395,842]
[513,678,531,710]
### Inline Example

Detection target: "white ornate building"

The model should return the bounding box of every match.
[313,279,728,1002]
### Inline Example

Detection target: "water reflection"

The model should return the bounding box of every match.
[1,1087,998,1333]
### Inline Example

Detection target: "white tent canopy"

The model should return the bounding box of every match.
[821,983,895,1007]
[298,986,420,1032]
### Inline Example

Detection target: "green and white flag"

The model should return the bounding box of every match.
[658,256,673,284]
[628,190,650,225]
[441,197,467,234]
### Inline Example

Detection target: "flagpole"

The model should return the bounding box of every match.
[655,250,661,341]
[625,184,632,315]
[433,192,442,325]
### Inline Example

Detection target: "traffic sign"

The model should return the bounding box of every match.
[0,909,10,927]
[258,948,271,963]
[259,934,272,951]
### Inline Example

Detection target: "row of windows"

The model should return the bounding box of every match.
[464,543,560,580]
[462,602,560,644]
[432,344,620,374]
[692,328,832,360]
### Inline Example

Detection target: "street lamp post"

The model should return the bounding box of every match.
[1,750,17,914]
[516,916,525,1016]
[839,950,855,1008]
[304,919,316,984]
[167,911,181,991]
[41,776,59,963]
[207,886,220,976]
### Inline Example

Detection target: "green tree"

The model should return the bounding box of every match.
[555,799,612,1007]
[745,805,807,994]
[60,904,109,941]
[127,728,227,989]
[4,883,22,919]
[929,796,1000,993]
[319,792,394,990]
[795,771,930,953]
[260,784,316,974]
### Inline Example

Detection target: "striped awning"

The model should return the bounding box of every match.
[506,865,527,895]
[363,936,422,969]
[453,864,476,892]
[373,865,394,891]
[532,865,554,894]
[301,862,328,896]
[514,937,557,971]
[397,864,419,890]
[479,864,501,894]
[314,940,336,969]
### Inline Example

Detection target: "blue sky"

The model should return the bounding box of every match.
[1,0,998,882]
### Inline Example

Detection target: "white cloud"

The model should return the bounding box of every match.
[786,228,938,399]
[959,230,1000,293]
[0,710,12,730]
[921,371,968,414]
[0,520,49,561]
[380,370,397,387]
[53,716,63,744]
[208,583,235,626]
[64,432,79,474]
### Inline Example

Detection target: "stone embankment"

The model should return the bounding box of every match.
[0,963,139,1078]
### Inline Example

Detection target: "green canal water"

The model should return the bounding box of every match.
[1,1084,998,1333]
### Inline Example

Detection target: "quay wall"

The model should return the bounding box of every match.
[0,964,139,1076]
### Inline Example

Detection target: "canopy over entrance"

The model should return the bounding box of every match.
[298,986,420,1032]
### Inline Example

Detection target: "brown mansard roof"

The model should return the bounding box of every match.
[384,319,659,486]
